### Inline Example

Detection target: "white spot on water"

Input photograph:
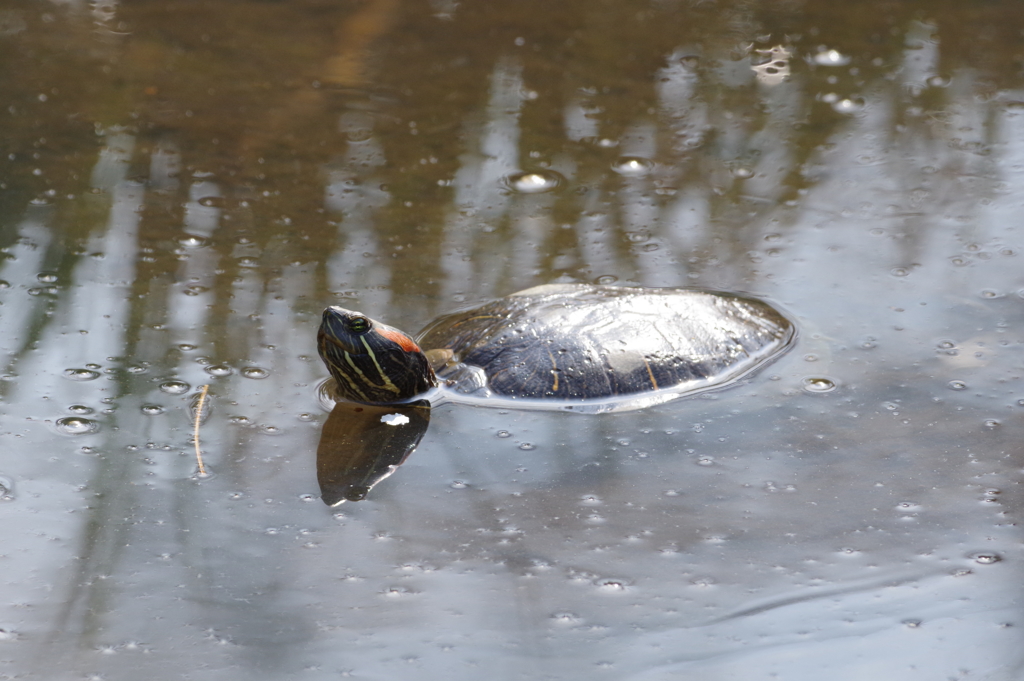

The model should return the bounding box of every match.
[381,413,410,426]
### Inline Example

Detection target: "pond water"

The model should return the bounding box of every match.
[2,0,1024,679]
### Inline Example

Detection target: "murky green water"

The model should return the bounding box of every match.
[2,0,1024,679]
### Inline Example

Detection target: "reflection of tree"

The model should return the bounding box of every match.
[1,1,1020,283]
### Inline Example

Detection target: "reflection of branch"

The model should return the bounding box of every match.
[239,0,400,160]
[323,0,401,87]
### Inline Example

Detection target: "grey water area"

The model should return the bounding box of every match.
[1,0,1024,679]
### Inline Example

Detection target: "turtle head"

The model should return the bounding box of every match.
[317,306,438,404]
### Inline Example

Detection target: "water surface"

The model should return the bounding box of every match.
[1,0,1023,679]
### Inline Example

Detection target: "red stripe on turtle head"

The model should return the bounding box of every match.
[375,326,422,354]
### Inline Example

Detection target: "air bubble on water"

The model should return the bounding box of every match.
[68,405,94,415]
[197,195,224,208]
[159,380,190,394]
[55,416,99,435]
[890,267,909,277]
[178,235,208,248]
[36,272,58,283]
[896,501,921,512]
[518,442,536,451]
[984,419,1000,428]
[141,404,164,416]
[229,415,251,425]
[205,364,233,377]
[237,257,258,268]
[496,430,511,438]
[0,281,9,289]
[504,170,563,194]
[241,366,269,379]
[970,552,1002,565]
[831,98,864,114]
[980,289,1000,298]
[802,377,837,393]
[947,380,967,391]
[595,579,628,593]
[263,425,281,434]
[297,413,315,422]
[731,166,754,178]
[813,48,851,66]
[550,612,581,626]
[450,480,467,489]
[63,368,101,381]
[595,275,618,285]
[981,488,1001,503]
[611,157,654,177]
[178,344,197,351]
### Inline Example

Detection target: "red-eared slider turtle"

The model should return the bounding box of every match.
[317,284,794,412]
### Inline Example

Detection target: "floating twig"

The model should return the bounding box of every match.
[191,384,211,476]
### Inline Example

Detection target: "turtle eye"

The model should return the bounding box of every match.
[347,316,371,334]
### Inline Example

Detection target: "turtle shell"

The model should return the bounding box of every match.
[416,284,794,405]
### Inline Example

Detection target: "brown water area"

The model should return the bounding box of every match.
[2,0,1024,678]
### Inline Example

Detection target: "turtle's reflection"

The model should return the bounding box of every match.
[316,400,430,505]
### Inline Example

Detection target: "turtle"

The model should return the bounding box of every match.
[316,283,795,413]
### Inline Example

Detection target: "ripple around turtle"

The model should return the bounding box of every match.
[315,364,782,415]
